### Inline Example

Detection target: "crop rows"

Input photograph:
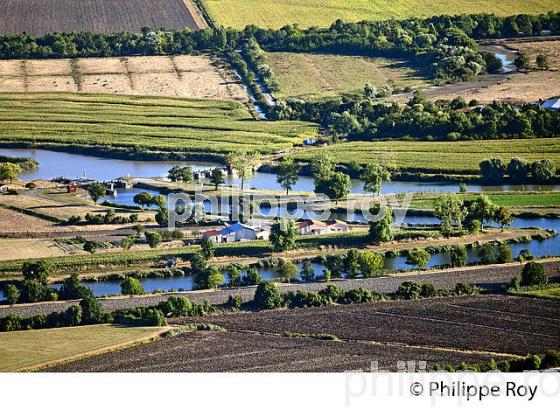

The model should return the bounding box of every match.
[294,139,560,173]
[0,93,317,155]
[202,0,560,28]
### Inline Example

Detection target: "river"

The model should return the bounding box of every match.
[0,147,558,301]
[4,148,556,196]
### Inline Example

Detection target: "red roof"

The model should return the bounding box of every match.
[203,230,221,237]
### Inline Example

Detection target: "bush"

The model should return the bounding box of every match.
[405,248,430,269]
[227,294,242,310]
[286,291,327,308]
[318,284,344,303]
[64,305,83,326]
[420,283,437,298]
[145,231,163,249]
[516,249,533,262]
[4,284,20,305]
[79,296,106,324]
[114,307,166,326]
[542,350,560,369]
[299,261,315,282]
[22,260,52,284]
[157,296,193,317]
[478,243,500,264]
[509,277,521,291]
[342,287,374,304]
[450,245,468,267]
[1,314,22,331]
[520,262,548,286]
[454,283,480,295]
[121,277,144,296]
[497,243,513,263]
[58,272,93,300]
[253,282,283,310]
[243,267,263,286]
[396,281,423,299]
[20,279,47,303]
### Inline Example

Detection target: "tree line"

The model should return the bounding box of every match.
[1,13,559,82]
[273,92,560,142]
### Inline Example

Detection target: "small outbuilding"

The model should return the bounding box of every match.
[541,97,560,112]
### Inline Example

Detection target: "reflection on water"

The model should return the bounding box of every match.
[2,148,558,194]
[1,215,557,302]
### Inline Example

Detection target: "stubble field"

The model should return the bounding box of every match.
[0,0,205,36]
[0,55,248,101]
[440,40,560,103]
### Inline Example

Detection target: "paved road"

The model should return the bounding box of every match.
[1,259,559,318]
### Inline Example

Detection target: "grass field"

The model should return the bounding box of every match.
[515,286,560,301]
[0,0,204,36]
[0,93,317,155]
[268,52,427,98]
[0,324,163,371]
[410,193,560,209]
[293,139,560,174]
[202,0,560,29]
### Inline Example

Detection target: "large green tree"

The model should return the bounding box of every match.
[0,163,22,183]
[468,194,497,232]
[361,163,390,195]
[276,157,301,195]
[209,167,225,191]
[315,172,351,204]
[227,151,261,190]
[269,218,299,252]
[433,193,467,236]
[368,204,393,244]
[88,182,106,203]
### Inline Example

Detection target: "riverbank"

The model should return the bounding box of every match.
[1,258,558,319]
[0,227,548,277]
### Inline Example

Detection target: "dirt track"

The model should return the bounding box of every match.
[47,295,560,372]
[2,259,559,318]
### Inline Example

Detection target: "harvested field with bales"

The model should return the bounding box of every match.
[0,0,205,36]
[201,0,560,29]
[0,55,247,101]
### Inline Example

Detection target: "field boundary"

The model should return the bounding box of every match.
[183,0,209,29]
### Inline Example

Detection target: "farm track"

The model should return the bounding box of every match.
[47,295,560,372]
[0,0,205,36]
[2,259,559,319]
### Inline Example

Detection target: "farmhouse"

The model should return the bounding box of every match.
[297,219,349,236]
[326,220,350,233]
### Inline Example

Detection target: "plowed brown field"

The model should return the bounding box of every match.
[0,0,205,36]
